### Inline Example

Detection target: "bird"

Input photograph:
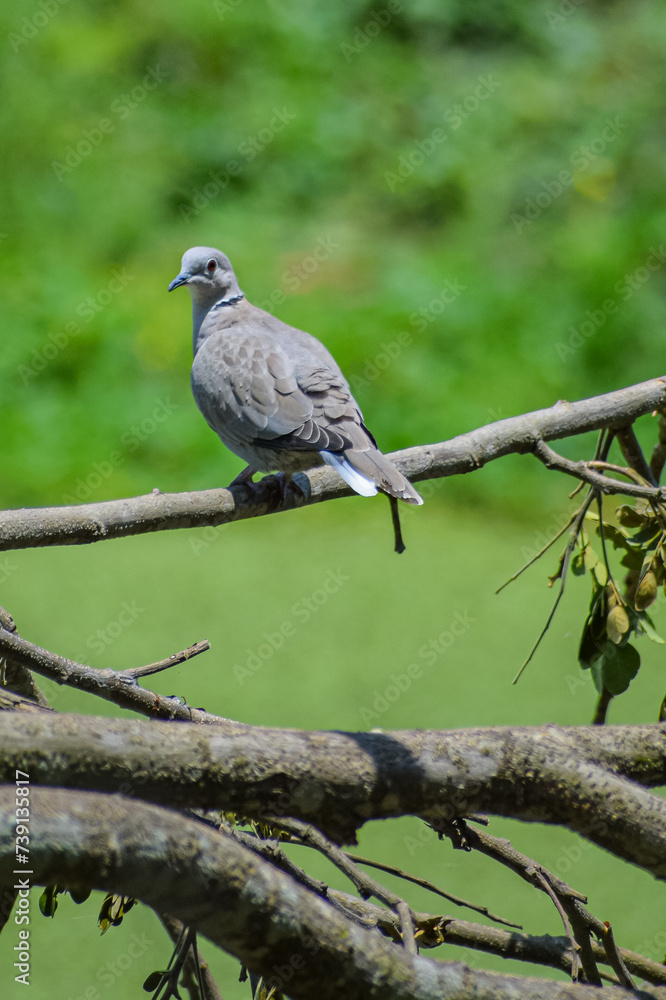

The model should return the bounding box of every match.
[168,246,423,550]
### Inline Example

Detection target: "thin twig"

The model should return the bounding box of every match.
[512,491,596,683]
[601,921,638,991]
[345,852,520,928]
[439,820,634,987]
[160,915,225,1000]
[536,442,663,499]
[568,907,604,987]
[533,869,581,982]
[595,494,616,591]
[0,627,235,726]
[496,511,577,595]
[267,816,420,952]
[396,901,417,955]
[586,460,655,486]
[327,892,666,985]
[229,829,332,905]
[121,641,211,680]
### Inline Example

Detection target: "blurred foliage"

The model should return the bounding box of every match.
[2,0,666,512]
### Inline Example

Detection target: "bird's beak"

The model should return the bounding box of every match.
[168,271,191,291]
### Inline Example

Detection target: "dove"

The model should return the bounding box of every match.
[168,246,423,550]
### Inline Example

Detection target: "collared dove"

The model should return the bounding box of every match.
[168,247,423,547]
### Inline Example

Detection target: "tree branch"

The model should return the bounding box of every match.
[1,377,665,551]
[0,628,235,725]
[1,787,664,1000]
[353,898,666,986]
[0,712,663,875]
[533,441,661,499]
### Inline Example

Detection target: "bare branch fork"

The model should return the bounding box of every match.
[0,376,665,551]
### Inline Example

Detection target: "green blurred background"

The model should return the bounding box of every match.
[1,0,665,997]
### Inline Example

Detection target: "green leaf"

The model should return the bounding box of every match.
[591,642,641,696]
[636,611,665,644]
[594,521,631,551]
[578,623,599,669]
[571,550,586,576]
[616,504,651,528]
[142,970,166,992]
[39,885,58,918]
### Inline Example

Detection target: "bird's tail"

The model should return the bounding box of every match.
[320,449,423,505]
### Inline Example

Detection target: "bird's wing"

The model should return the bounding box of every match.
[192,331,371,453]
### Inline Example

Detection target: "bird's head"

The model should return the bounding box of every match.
[168,247,242,306]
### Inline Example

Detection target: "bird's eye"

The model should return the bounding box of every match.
[207,259,217,272]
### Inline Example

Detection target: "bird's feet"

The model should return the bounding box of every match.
[230,466,257,487]
[276,471,294,508]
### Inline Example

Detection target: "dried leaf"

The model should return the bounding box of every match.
[606,604,630,644]
[635,570,658,611]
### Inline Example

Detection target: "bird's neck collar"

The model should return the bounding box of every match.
[212,293,244,309]
[192,292,244,357]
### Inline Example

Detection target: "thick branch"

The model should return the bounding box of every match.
[1,377,665,551]
[0,713,663,876]
[1,787,664,1000]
